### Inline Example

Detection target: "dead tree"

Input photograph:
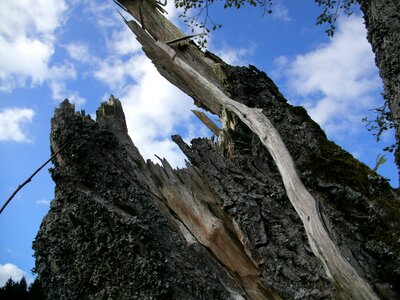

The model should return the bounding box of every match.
[358,0,400,180]
[117,0,381,298]
[33,1,400,299]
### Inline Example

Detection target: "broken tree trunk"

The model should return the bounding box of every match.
[359,0,400,179]
[33,2,400,299]
[117,0,380,298]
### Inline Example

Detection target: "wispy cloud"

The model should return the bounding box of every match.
[0,0,68,92]
[49,80,86,107]
[80,0,120,30]
[36,199,51,206]
[273,15,381,138]
[64,42,93,63]
[94,49,198,167]
[0,1,87,107]
[0,108,35,143]
[70,1,257,167]
[213,44,255,66]
[85,2,210,168]
[271,1,290,22]
[106,26,142,56]
[0,36,54,92]
[115,63,198,167]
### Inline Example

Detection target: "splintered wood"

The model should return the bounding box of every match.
[116,0,379,298]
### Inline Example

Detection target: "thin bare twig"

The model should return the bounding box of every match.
[117,10,128,23]
[166,33,206,45]
[0,139,73,215]
[113,0,129,12]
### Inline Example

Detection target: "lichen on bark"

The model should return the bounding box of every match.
[34,64,400,298]
[33,1,400,298]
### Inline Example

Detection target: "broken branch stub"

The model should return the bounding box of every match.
[118,0,379,298]
[191,110,221,136]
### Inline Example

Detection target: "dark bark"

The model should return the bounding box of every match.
[358,0,400,180]
[31,1,400,298]
[34,63,400,298]
[35,99,249,300]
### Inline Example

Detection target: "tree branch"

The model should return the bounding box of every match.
[118,0,379,297]
[0,139,73,215]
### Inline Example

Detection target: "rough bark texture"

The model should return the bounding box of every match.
[34,63,400,299]
[116,3,379,295]
[32,0,400,298]
[359,0,400,179]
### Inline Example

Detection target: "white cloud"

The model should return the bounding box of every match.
[271,1,291,22]
[110,59,197,168]
[50,80,86,107]
[83,1,258,167]
[64,42,92,63]
[0,263,27,287]
[41,60,87,106]
[36,199,50,205]
[214,45,255,66]
[90,0,265,167]
[0,36,54,91]
[276,15,381,137]
[82,0,120,29]
[139,139,190,168]
[94,54,149,90]
[86,0,179,32]
[50,61,77,81]
[271,55,289,78]
[0,0,87,106]
[163,0,183,20]
[107,26,142,56]
[0,108,35,143]
[206,29,255,66]
[0,0,68,92]
[87,1,209,168]
[0,1,66,40]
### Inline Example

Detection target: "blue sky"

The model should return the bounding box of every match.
[0,0,397,286]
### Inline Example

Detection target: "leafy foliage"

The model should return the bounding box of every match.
[373,154,387,171]
[172,0,395,155]
[173,0,358,40]
[315,0,357,36]
[174,0,272,47]
[0,277,45,300]
[362,101,396,153]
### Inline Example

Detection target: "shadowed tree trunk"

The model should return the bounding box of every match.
[33,1,400,299]
[358,0,400,179]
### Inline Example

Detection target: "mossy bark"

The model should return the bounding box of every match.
[359,0,400,180]
[33,1,400,298]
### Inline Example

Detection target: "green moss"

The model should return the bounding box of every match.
[372,190,400,253]
[212,63,230,92]
[302,134,400,255]
[302,139,381,195]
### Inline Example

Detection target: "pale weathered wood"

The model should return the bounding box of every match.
[118,0,180,41]
[118,2,379,298]
[191,110,221,136]
[118,0,226,113]
[166,33,206,45]
[143,158,286,299]
[147,158,260,278]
